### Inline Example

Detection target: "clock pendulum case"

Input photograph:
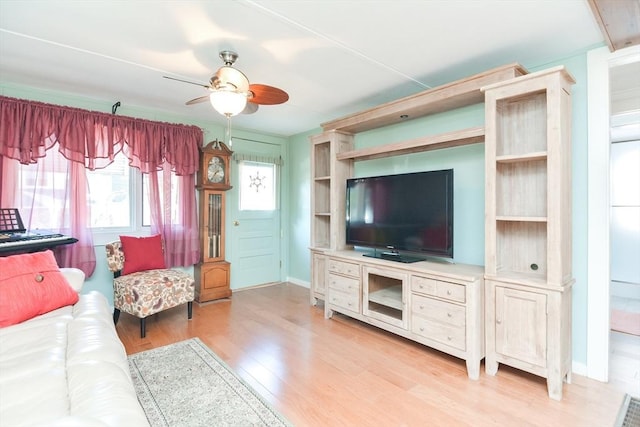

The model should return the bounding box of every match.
[195,139,233,302]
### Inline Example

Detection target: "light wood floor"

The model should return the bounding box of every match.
[117,283,626,427]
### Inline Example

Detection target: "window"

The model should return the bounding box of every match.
[239,161,276,211]
[86,152,132,228]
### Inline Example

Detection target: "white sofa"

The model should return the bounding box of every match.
[0,268,149,427]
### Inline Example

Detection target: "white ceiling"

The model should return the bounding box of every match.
[0,1,605,137]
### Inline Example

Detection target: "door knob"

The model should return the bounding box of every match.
[233,220,240,226]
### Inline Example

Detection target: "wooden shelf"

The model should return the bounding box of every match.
[496,151,547,163]
[337,127,485,162]
[496,216,547,222]
[368,285,403,310]
[314,176,330,181]
[322,63,527,134]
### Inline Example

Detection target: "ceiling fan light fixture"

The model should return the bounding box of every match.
[211,66,250,93]
[209,90,248,117]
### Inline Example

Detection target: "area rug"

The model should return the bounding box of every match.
[128,338,292,427]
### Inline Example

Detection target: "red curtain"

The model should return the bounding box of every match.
[0,96,202,275]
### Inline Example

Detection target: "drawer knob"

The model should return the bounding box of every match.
[420,305,424,310]
[496,319,502,324]
[447,336,452,341]
[447,312,452,317]
[419,284,424,289]
[447,290,452,295]
[419,327,424,332]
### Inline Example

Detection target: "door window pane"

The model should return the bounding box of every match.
[239,161,276,211]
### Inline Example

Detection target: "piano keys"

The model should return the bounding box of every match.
[0,231,78,255]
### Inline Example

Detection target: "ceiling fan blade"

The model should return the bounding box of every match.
[163,75,210,89]
[241,102,259,115]
[249,84,289,105]
[185,95,210,105]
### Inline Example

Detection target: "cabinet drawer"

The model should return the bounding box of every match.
[411,275,437,295]
[411,316,466,351]
[411,276,465,303]
[328,273,360,296]
[328,289,360,313]
[412,294,465,327]
[328,259,360,278]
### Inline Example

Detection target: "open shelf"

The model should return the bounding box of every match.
[313,143,330,178]
[313,179,330,214]
[337,127,484,162]
[495,91,547,157]
[496,220,547,279]
[496,159,547,218]
[368,285,403,310]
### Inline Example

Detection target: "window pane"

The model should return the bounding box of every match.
[239,161,276,211]
[16,150,71,229]
[86,153,131,228]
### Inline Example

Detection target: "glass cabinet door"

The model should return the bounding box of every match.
[203,190,225,262]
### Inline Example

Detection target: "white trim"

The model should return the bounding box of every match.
[287,277,310,289]
[586,45,640,382]
[572,361,588,377]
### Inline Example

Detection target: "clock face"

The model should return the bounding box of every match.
[207,156,225,183]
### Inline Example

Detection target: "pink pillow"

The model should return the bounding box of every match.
[120,234,166,275]
[0,250,79,327]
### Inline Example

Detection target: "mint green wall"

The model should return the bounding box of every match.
[286,129,316,282]
[286,52,593,367]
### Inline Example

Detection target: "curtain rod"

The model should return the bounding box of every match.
[230,136,282,147]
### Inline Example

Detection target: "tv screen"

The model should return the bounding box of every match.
[346,169,453,261]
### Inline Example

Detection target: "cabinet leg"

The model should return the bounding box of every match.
[485,358,499,376]
[547,376,563,401]
[310,295,318,306]
[324,305,334,319]
[466,359,481,380]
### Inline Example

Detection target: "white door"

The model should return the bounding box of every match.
[227,140,282,289]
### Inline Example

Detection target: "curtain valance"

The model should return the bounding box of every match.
[232,152,283,166]
[0,96,202,175]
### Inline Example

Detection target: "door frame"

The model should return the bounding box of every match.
[586,45,640,382]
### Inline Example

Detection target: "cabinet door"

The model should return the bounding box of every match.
[495,286,547,368]
[311,252,326,296]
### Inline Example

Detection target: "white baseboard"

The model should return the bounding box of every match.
[287,277,310,289]
[572,361,588,377]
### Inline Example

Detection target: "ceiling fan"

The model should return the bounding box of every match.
[164,50,289,117]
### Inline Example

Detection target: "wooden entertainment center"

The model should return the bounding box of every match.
[325,250,485,380]
[309,63,575,400]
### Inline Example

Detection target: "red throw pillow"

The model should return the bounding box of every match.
[0,250,79,327]
[120,234,166,275]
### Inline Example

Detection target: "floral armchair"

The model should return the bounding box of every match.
[105,240,194,338]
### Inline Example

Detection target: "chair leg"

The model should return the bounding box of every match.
[188,301,193,320]
[140,318,146,338]
[113,308,120,325]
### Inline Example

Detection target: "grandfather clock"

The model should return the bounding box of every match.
[195,139,232,302]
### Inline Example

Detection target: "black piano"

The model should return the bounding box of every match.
[0,208,78,255]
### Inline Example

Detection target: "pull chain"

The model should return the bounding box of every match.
[226,114,233,147]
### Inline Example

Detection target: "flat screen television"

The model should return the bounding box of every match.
[346,169,453,262]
